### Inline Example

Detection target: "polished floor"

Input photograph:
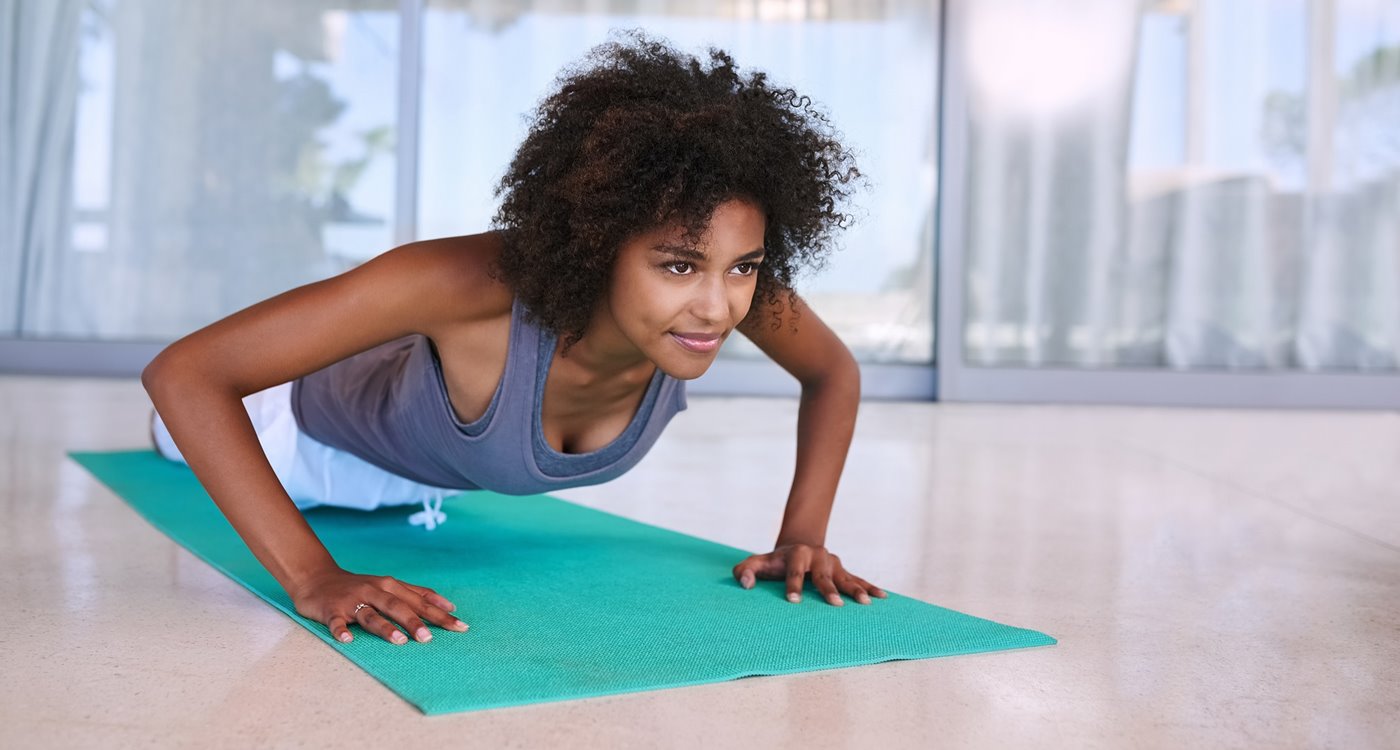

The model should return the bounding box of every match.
[2,374,1397,748]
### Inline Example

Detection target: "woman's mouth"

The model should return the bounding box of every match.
[669,331,722,353]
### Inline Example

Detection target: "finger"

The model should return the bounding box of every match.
[327,615,353,643]
[419,600,470,633]
[371,590,433,643]
[786,548,813,603]
[387,580,468,633]
[356,605,408,645]
[400,582,457,613]
[812,555,844,606]
[734,554,784,586]
[740,555,784,578]
[732,562,757,589]
[812,565,843,607]
[837,575,872,604]
[854,577,888,598]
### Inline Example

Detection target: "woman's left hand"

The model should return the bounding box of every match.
[732,543,888,606]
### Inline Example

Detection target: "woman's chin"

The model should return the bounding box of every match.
[655,355,714,381]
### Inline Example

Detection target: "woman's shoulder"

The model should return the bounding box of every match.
[405,230,515,328]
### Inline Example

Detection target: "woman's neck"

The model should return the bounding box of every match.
[552,306,656,392]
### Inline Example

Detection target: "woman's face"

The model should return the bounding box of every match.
[604,198,768,380]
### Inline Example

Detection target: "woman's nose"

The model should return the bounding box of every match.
[690,277,729,322]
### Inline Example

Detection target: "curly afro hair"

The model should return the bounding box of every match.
[488,28,866,354]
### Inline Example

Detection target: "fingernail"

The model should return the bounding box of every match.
[452,619,469,631]
[858,595,871,604]
[416,627,432,642]
[830,596,844,607]
[788,593,801,603]
[391,631,407,644]
[339,632,352,642]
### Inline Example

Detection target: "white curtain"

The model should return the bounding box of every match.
[959,0,1400,371]
[4,2,370,341]
[0,0,83,335]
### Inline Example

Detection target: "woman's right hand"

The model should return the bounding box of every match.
[288,567,470,645]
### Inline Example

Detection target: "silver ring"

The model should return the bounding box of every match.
[353,602,369,615]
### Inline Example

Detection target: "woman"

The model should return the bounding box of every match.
[143,30,886,649]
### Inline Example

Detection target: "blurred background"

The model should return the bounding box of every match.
[2,0,1397,407]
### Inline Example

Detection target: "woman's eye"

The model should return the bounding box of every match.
[664,261,761,276]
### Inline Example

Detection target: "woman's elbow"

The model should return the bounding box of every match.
[141,345,192,396]
[803,354,860,394]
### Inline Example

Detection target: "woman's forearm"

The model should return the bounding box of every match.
[142,358,340,596]
[773,364,861,548]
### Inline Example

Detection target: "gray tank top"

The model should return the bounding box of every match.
[289,296,688,494]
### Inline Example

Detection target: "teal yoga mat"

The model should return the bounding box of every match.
[70,449,1057,715]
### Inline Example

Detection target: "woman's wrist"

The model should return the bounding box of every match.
[282,559,344,600]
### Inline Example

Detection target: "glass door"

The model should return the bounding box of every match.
[936,0,1400,409]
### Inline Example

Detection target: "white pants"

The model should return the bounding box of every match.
[151,382,458,529]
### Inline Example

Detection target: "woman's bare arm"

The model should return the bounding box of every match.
[142,232,507,641]
[735,289,860,548]
[730,288,887,607]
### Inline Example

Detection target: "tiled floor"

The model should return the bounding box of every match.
[2,374,1397,748]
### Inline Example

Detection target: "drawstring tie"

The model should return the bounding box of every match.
[408,496,447,530]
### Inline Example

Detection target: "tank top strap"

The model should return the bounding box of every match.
[500,295,545,421]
